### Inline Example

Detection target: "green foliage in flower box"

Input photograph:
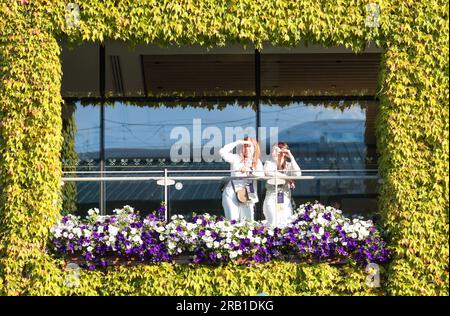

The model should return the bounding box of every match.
[0,0,448,295]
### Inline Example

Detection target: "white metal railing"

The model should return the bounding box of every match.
[62,169,377,174]
[62,168,380,220]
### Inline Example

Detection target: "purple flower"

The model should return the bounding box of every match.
[51,203,389,270]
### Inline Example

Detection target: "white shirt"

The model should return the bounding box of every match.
[263,158,302,194]
[219,141,264,189]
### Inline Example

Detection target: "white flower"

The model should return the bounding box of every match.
[159,235,165,241]
[206,242,213,248]
[132,235,141,243]
[168,242,176,249]
[186,223,196,230]
[130,228,137,235]
[108,225,119,236]
[317,215,327,226]
[62,232,68,238]
[213,241,220,248]
[217,253,222,259]
[318,227,324,236]
[97,226,104,234]
[229,251,238,259]
[72,227,81,237]
[359,228,370,239]
[87,246,93,252]
[196,219,202,225]
[88,209,95,216]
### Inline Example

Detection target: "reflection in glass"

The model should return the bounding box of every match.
[104,101,257,215]
[61,101,100,216]
[260,101,379,217]
[105,181,163,216]
[169,180,223,219]
[62,101,100,167]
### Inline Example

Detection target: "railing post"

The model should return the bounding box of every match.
[164,168,168,221]
[275,170,278,227]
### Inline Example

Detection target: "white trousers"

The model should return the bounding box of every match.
[263,192,293,227]
[222,186,254,221]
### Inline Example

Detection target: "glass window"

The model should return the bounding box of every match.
[61,101,101,216]
[260,100,379,217]
[104,101,257,216]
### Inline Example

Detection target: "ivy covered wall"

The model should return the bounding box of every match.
[0,0,448,295]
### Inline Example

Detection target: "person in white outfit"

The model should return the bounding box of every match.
[219,137,264,222]
[263,142,301,227]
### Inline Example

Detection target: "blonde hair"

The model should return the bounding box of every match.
[242,136,260,170]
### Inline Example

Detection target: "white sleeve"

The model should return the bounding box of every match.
[264,160,287,177]
[253,159,265,177]
[288,158,302,176]
[219,141,240,164]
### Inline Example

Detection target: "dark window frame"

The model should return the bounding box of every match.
[62,47,379,215]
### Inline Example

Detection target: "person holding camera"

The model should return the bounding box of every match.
[263,142,302,227]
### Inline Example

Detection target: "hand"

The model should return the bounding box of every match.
[289,182,296,189]
[239,140,253,147]
[282,148,293,158]
[240,166,251,173]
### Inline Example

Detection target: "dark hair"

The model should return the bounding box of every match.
[275,142,294,187]
[276,142,290,169]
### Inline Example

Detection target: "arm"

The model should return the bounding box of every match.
[219,140,242,164]
[280,148,301,177]
[264,160,288,178]
[288,157,302,176]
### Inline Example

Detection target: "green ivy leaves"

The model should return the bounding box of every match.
[0,0,448,296]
